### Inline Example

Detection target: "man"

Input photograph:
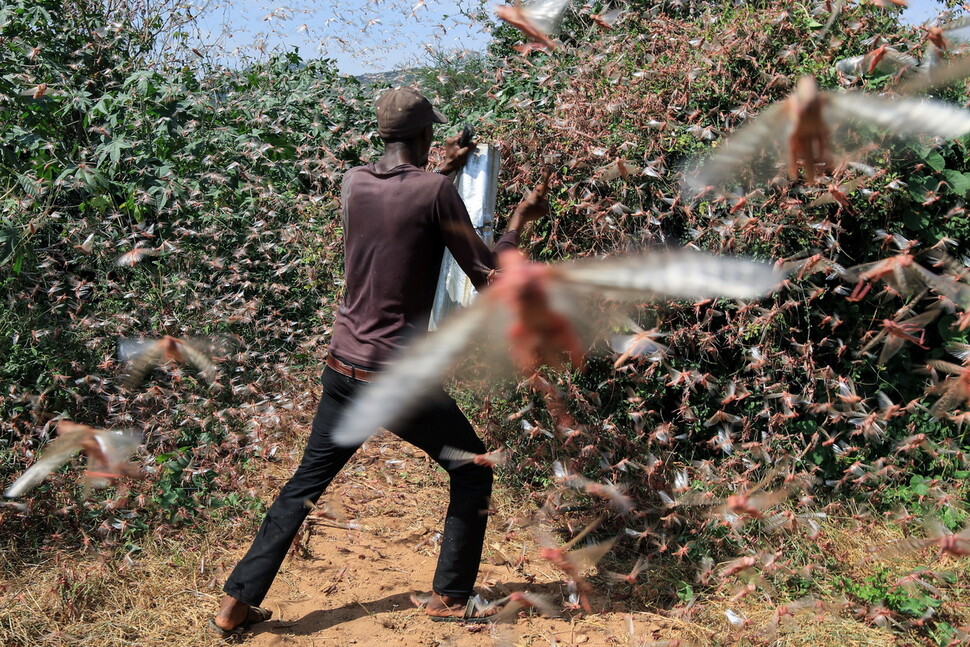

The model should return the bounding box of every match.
[212,87,547,636]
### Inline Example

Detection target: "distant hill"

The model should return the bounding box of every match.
[354,68,422,88]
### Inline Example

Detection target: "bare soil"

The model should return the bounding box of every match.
[230,433,701,647]
[1,426,904,647]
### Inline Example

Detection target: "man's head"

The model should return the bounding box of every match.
[376,87,447,141]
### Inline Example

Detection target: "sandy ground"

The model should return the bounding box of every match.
[226,434,702,647]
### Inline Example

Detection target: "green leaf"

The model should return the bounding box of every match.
[901,207,930,230]
[906,177,933,202]
[925,150,946,171]
[15,173,40,197]
[943,169,970,197]
[676,581,695,603]
[0,226,18,265]
[909,475,931,496]
[123,69,156,95]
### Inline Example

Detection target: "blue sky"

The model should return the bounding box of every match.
[190,0,490,75]
[187,0,956,76]
[903,0,951,23]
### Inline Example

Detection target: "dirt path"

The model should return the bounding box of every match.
[231,434,699,647]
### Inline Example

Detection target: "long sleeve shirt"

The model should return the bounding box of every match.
[328,163,519,368]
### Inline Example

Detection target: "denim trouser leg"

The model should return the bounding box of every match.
[223,365,493,606]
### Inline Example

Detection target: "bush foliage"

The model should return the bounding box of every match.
[3,0,970,643]
[0,0,376,546]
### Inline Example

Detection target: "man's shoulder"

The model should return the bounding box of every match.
[344,164,370,180]
[344,164,447,184]
[342,165,366,188]
[424,169,455,190]
[395,165,451,186]
[388,166,456,196]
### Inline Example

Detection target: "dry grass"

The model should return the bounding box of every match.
[4,444,968,647]
[698,599,897,647]
[487,482,916,647]
[0,531,252,646]
[768,613,897,647]
[0,385,319,647]
[0,514,959,647]
[822,520,928,578]
[688,517,970,647]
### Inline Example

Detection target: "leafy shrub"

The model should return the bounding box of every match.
[2,0,970,642]
[0,0,369,551]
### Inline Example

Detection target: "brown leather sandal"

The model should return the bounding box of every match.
[208,605,273,639]
[425,593,497,623]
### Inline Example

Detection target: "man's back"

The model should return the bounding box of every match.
[330,163,515,368]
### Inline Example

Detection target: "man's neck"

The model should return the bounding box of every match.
[374,142,425,174]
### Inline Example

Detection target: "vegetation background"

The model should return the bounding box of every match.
[2,0,970,644]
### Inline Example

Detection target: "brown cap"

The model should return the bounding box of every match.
[376,87,447,139]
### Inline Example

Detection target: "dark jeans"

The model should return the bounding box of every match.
[223,364,493,606]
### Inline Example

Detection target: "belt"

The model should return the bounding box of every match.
[326,354,379,382]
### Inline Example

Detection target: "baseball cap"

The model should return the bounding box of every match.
[375,87,447,139]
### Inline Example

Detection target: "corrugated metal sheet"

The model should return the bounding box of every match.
[429,144,500,331]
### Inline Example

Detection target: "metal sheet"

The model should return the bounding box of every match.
[429,144,500,331]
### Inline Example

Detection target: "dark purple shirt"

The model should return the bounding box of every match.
[329,163,519,368]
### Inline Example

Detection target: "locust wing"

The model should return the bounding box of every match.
[5,428,88,498]
[176,338,218,383]
[5,424,141,498]
[910,263,970,308]
[118,336,220,386]
[897,51,970,95]
[683,102,789,194]
[331,299,503,447]
[519,0,571,36]
[440,445,509,468]
[489,591,558,623]
[876,307,941,366]
[590,6,624,30]
[688,89,970,195]
[81,429,142,493]
[118,338,165,387]
[827,93,970,141]
[568,537,617,571]
[557,250,784,301]
[496,0,571,50]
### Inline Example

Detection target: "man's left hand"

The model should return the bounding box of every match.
[438,134,475,175]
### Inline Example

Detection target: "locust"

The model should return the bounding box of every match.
[5,420,142,498]
[685,75,970,193]
[534,516,615,613]
[331,249,782,447]
[496,0,571,52]
[118,335,221,387]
